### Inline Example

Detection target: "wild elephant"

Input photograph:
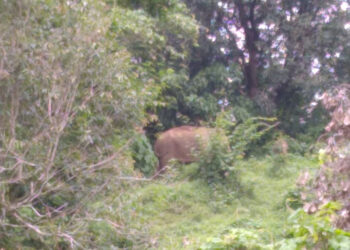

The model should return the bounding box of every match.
[154,126,224,172]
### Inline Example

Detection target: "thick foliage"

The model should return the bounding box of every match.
[156,63,248,129]
[200,203,350,250]
[184,0,349,137]
[195,115,278,184]
[0,0,159,248]
[320,84,350,157]
[299,84,350,231]
[108,0,200,134]
[278,203,350,250]
[304,158,350,231]
[131,133,157,176]
[224,116,279,159]
[196,131,234,184]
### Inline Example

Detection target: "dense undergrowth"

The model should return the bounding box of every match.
[119,154,321,249]
[1,0,349,249]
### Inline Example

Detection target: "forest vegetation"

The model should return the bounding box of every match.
[0,0,349,249]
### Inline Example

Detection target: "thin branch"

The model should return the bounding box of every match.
[13,212,50,236]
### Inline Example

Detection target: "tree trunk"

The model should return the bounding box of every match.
[236,0,260,98]
[246,36,259,98]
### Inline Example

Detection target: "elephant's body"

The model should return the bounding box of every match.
[154,126,214,171]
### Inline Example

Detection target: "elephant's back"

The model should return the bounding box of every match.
[154,126,210,155]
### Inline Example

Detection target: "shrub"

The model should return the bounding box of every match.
[194,115,279,184]
[300,84,350,231]
[301,157,350,231]
[199,203,350,250]
[216,112,279,160]
[131,133,158,176]
[0,1,152,248]
[277,203,350,250]
[196,131,236,184]
[283,190,304,210]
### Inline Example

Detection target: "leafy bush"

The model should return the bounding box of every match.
[154,63,246,129]
[0,1,199,247]
[0,0,155,248]
[196,131,236,184]
[300,85,350,231]
[277,203,350,250]
[301,157,350,231]
[217,113,278,160]
[131,133,158,176]
[284,136,309,155]
[261,132,310,156]
[193,115,279,184]
[200,203,350,250]
[283,190,304,210]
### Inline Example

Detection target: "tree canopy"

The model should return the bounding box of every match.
[153,0,349,136]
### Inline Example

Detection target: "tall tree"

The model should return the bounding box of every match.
[184,0,349,134]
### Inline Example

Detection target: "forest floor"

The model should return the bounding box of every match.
[122,154,320,249]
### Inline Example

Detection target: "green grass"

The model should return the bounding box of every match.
[121,154,320,249]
